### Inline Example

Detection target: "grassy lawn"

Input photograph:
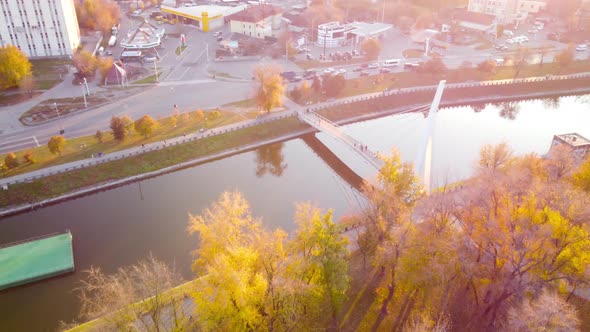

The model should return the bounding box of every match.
[132,73,162,84]
[2,109,245,179]
[30,58,70,90]
[19,96,110,124]
[402,49,424,58]
[175,45,187,56]
[0,117,307,208]
[295,58,368,70]
[221,98,257,108]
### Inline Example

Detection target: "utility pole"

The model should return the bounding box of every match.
[381,0,385,23]
[53,103,64,134]
[323,25,327,59]
[83,77,90,95]
[82,84,88,108]
[154,58,159,82]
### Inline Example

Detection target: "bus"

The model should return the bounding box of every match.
[120,50,143,62]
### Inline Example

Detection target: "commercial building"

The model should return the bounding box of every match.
[0,0,80,58]
[316,21,392,48]
[453,10,497,34]
[161,0,246,32]
[467,0,546,24]
[229,4,282,39]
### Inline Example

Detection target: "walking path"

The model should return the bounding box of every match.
[297,109,384,170]
[3,72,590,200]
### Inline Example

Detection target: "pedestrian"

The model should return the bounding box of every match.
[141,144,145,148]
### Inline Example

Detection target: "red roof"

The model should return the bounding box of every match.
[453,9,496,26]
[229,4,282,23]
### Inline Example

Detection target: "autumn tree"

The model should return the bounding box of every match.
[110,116,127,141]
[0,45,32,89]
[4,152,19,169]
[48,136,66,156]
[96,57,113,84]
[94,130,103,143]
[361,38,381,60]
[77,255,188,331]
[73,50,97,77]
[573,155,590,192]
[419,56,447,75]
[253,64,285,113]
[194,109,205,122]
[512,46,531,78]
[291,203,350,329]
[18,74,36,97]
[323,74,346,97]
[23,151,35,164]
[477,59,497,73]
[74,0,121,33]
[555,44,575,69]
[134,115,158,138]
[506,290,581,331]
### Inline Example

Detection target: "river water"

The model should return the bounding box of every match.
[1,95,589,331]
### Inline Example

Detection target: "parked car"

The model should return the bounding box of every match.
[506,38,515,44]
[353,67,363,72]
[528,29,539,34]
[495,45,508,51]
[403,62,420,70]
[504,30,514,37]
[336,68,346,75]
[106,50,113,56]
[576,44,588,51]
[367,63,380,69]
[323,68,335,74]
[379,68,391,73]
[359,71,369,76]
[306,53,314,60]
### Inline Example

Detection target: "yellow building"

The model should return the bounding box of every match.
[161,2,246,32]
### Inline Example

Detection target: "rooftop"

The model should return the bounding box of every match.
[229,4,282,23]
[0,232,74,290]
[556,133,590,147]
[161,2,247,18]
[348,21,393,37]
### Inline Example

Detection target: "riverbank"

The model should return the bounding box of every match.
[2,77,590,217]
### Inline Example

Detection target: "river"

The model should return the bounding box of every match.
[1,95,589,331]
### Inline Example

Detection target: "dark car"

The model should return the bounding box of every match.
[379,68,391,73]
[360,71,369,76]
[353,67,363,72]
[281,71,296,80]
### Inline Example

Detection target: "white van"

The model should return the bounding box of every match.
[383,59,401,67]
[504,30,514,37]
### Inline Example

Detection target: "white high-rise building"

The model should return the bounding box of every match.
[0,0,81,58]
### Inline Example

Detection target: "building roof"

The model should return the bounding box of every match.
[161,3,247,19]
[453,9,496,26]
[348,22,393,37]
[555,133,590,147]
[229,4,282,23]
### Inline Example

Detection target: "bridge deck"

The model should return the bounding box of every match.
[297,110,384,170]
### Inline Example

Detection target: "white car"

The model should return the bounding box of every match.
[367,63,380,69]
[506,38,515,44]
[528,29,539,34]
[336,68,346,75]
[323,67,335,74]
[576,44,588,51]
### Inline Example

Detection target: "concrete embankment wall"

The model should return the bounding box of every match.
[2,76,590,218]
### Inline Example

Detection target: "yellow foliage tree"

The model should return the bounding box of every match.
[134,115,158,138]
[48,136,66,156]
[253,64,285,113]
[0,45,32,89]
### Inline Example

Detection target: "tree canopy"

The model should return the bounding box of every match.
[253,64,285,113]
[47,136,66,156]
[0,45,32,89]
[134,115,158,138]
[361,38,381,61]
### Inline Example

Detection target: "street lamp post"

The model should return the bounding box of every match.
[83,77,90,95]
[53,103,64,134]
[82,84,88,108]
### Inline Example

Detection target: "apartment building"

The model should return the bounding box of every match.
[468,0,546,24]
[0,0,80,58]
[229,4,282,39]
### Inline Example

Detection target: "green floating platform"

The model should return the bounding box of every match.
[0,231,75,291]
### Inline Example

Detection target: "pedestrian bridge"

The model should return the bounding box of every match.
[296,80,446,193]
[297,110,384,170]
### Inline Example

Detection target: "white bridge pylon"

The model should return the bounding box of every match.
[297,110,384,170]
[416,80,446,193]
